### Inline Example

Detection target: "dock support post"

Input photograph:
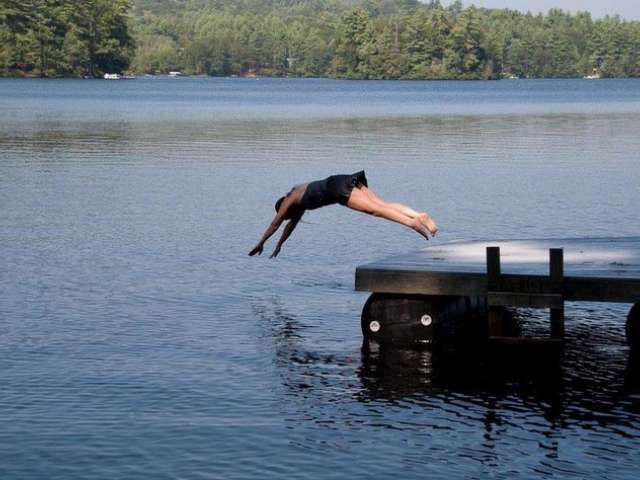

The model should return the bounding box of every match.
[627,304,640,350]
[550,248,565,339]
[486,247,503,336]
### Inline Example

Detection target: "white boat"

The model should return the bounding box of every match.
[169,71,183,77]
[584,74,601,80]
[103,73,121,80]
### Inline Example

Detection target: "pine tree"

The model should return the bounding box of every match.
[331,6,370,78]
[446,7,489,79]
[71,0,134,76]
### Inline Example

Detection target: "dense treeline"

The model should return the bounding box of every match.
[0,0,134,77]
[1,0,640,79]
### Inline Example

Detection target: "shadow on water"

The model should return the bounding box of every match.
[359,317,640,427]
[358,340,563,401]
[625,353,640,394]
[253,297,640,437]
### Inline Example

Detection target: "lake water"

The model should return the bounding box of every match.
[1,77,640,479]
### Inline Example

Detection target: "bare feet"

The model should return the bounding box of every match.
[411,218,431,241]
[419,213,438,236]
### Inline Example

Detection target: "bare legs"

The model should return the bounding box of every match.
[362,187,438,236]
[346,187,438,241]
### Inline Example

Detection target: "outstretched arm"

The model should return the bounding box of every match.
[270,212,302,258]
[249,196,296,256]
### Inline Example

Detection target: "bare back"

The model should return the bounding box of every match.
[285,184,308,209]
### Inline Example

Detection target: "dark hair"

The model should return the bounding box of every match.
[275,196,285,213]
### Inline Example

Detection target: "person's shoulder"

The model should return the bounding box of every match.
[291,184,307,196]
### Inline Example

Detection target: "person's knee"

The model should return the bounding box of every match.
[355,201,379,216]
[358,202,377,215]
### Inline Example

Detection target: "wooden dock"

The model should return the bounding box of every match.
[355,237,640,347]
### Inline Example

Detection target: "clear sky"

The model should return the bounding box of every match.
[440,0,640,20]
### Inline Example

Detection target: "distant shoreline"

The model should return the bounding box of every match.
[1,74,639,81]
[4,2,640,85]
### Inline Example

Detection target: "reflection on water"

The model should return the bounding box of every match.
[253,295,640,477]
[1,78,640,479]
[254,297,640,478]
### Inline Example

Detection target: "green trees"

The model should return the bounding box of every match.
[327,2,640,80]
[331,4,495,79]
[588,15,640,77]
[444,7,492,79]
[129,7,336,77]
[402,8,450,79]
[71,0,134,77]
[330,7,369,78]
[0,0,69,76]
[1,0,640,79]
[0,0,133,77]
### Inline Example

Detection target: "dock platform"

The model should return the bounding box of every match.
[355,238,640,346]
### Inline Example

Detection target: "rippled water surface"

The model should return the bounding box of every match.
[1,78,640,479]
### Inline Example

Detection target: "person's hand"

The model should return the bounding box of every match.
[270,246,281,258]
[249,244,263,256]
